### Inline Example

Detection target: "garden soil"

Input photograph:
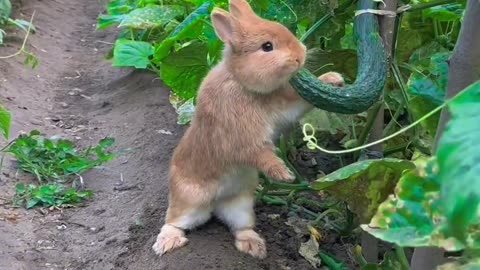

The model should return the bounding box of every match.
[0,0,352,269]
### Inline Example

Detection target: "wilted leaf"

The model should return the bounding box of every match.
[312,158,415,222]
[361,159,473,251]
[176,98,195,125]
[0,105,11,139]
[436,81,480,242]
[299,236,321,268]
[160,42,209,99]
[119,5,184,29]
[113,39,154,68]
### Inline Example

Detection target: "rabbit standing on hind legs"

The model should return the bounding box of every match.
[152,0,344,259]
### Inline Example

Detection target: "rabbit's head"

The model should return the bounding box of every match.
[211,0,306,93]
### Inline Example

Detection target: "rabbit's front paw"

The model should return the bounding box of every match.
[318,72,345,87]
[235,229,267,259]
[267,164,295,182]
[152,224,188,255]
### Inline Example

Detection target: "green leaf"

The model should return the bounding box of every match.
[311,158,415,222]
[0,0,11,22]
[7,18,36,33]
[0,105,11,139]
[97,14,125,30]
[436,81,480,242]
[99,137,115,148]
[318,251,350,270]
[24,53,39,69]
[409,96,440,137]
[26,198,39,209]
[153,1,212,62]
[118,5,184,29]
[408,52,449,106]
[15,183,26,194]
[160,42,209,99]
[423,3,464,22]
[407,52,450,136]
[113,39,154,68]
[250,0,270,11]
[0,28,5,44]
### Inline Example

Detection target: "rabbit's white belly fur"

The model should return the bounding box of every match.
[215,167,259,201]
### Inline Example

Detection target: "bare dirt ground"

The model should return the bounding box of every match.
[0,0,351,269]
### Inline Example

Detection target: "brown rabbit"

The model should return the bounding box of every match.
[152,0,344,259]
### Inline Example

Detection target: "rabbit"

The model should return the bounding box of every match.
[152,0,344,259]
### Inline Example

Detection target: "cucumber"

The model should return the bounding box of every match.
[290,0,388,114]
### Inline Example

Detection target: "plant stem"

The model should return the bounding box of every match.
[395,245,411,270]
[300,14,332,42]
[383,98,405,136]
[0,11,35,59]
[302,96,448,155]
[355,102,382,160]
[267,181,312,191]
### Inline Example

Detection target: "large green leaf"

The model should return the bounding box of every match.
[118,5,184,29]
[436,81,480,242]
[113,39,154,68]
[153,1,212,62]
[160,42,209,99]
[311,158,415,222]
[0,105,11,140]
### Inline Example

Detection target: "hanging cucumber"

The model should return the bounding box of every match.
[290,0,388,114]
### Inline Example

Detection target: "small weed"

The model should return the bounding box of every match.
[3,130,117,208]
[13,183,93,209]
[6,130,117,183]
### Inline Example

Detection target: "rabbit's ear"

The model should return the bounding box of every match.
[229,0,255,18]
[211,8,236,43]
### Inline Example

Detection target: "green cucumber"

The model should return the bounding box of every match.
[290,0,388,114]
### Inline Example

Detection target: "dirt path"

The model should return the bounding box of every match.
[0,0,320,269]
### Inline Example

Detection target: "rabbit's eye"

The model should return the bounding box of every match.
[261,42,273,52]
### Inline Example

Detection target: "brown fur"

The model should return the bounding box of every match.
[152,0,345,259]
